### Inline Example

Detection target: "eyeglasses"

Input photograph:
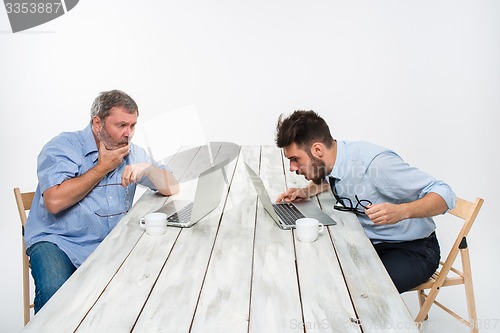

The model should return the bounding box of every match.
[334,194,372,215]
[329,177,371,215]
[94,183,130,218]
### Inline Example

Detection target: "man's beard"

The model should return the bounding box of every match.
[98,124,129,150]
[309,154,327,185]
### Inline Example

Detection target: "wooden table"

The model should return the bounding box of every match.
[22,145,419,333]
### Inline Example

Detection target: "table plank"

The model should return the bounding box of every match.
[21,190,169,333]
[131,148,239,332]
[22,145,420,333]
[248,146,303,332]
[316,192,419,333]
[190,145,260,333]
[284,167,362,333]
[74,147,216,331]
[281,150,417,332]
[75,229,181,332]
[22,145,201,333]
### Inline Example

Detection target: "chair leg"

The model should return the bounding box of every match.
[22,239,31,325]
[461,248,478,333]
[415,281,442,324]
[417,289,429,321]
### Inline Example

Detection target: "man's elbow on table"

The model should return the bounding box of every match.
[156,171,180,196]
[157,182,180,196]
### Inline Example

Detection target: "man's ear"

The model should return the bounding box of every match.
[310,142,325,158]
[92,116,102,131]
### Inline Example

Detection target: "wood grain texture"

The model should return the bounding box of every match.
[21,145,418,333]
[22,145,199,333]
[190,146,259,333]
[22,190,169,333]
[248,145,303,333]
[131,147,238,332]
[284,162,362,333]
[316,191,419,333]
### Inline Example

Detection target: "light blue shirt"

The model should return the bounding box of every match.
[25,124,165,267]
[328,141,456,243]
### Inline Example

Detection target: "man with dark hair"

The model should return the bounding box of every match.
[25,90,179,312]
[275,110,456,293]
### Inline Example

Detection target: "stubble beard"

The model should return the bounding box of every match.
[309,155,327,185]
[98,123,129,150]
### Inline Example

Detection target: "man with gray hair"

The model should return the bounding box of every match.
[25,90,179,313]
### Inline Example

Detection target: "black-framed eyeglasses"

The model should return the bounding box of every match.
[94,183,130,218]
[334,194,372,215]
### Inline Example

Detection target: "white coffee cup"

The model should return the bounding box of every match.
[140,212,168,236]
[295,218,324,242]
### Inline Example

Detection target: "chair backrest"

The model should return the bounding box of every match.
[436,197,483,286]
[14,188,34,226]
[13,187,35,325]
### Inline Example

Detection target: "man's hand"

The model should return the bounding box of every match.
[122,162,179,196]
[365,202,406,225]
[365,193,449,225]
[44,142,130,214]
[275,181,330,203]
[121,162,149,187]
[276,187,309,203]
[97,141,130,174]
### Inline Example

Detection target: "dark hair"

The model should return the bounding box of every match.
[275,110,334,149]
[90,90,139,123]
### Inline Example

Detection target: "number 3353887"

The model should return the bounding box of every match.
[5,2,62,14]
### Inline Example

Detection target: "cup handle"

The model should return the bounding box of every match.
[318,223,324,233]
[139,217,146,229]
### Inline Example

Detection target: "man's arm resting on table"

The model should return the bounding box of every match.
[365,192,449,225]
[276,181,330,202]
[122,163,179,196]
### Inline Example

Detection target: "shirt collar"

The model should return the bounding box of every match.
[82,124,98,160]
[327,140,346,181]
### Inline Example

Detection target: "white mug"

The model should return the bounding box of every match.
[140,212,168,236]
[295,218,324,243]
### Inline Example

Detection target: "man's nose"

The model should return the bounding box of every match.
[124,127,133,137]
[289,162,298,172]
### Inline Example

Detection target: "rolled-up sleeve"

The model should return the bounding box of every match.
[421,181,456,212]
[369,152,456,212]
[37,136,81,194]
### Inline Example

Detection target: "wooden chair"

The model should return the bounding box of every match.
[13,187,36,325]
[413,197,484,333]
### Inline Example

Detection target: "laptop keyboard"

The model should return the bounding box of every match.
[167,202,194,224]
[273,203,305,225]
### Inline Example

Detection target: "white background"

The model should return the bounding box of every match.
[1,1,499,332]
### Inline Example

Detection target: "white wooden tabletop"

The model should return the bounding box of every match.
[21,145,419,333]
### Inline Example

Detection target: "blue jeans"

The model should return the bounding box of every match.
[27,241,76,313]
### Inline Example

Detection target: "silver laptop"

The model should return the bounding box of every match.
[155,160,227,228]
[245,163,336,230]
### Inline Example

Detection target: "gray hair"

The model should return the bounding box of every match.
[90,90,139,123]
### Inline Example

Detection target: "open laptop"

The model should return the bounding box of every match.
[155,159,227,228]
[245,162,336,230]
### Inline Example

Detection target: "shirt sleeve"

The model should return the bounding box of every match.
[368,151,456,212]
[37,135,83,194]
